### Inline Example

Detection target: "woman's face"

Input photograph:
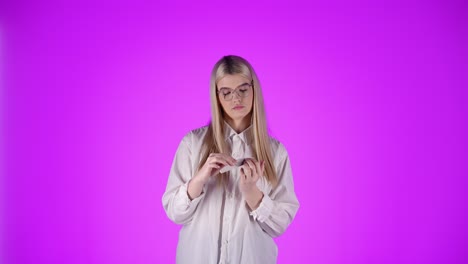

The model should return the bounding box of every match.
[216,74,254,124]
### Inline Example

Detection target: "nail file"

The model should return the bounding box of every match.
[220,158,245,173]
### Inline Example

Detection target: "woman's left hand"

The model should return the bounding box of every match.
[239,158,264,196]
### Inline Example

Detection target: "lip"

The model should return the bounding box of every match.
[233,105,244,110]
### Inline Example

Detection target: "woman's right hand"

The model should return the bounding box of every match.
[193,153,236,184]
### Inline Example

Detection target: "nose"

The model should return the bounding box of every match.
[232,90,242,101]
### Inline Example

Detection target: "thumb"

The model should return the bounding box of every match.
[211,166,221,176]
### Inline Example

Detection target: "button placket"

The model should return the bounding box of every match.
[220,187,232,263]
[220,133,243,264]
[231,135,242,158]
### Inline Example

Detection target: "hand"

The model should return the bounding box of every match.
[193,153,236,184]
[239,158,264,194]
[188,153,236,200]
[239,158,265,210]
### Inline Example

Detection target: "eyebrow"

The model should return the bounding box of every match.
[218,82,250,90]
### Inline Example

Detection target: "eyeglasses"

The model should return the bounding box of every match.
[217,81,253,101]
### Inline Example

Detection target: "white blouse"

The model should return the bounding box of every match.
[162,122,300,264]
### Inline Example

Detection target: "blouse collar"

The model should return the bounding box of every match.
[223,120,253,146]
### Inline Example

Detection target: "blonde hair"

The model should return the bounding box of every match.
[197,55,278,188]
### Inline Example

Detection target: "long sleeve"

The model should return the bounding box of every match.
[162,132,205,225]
[165,125,298,264]
[250,143,300,238]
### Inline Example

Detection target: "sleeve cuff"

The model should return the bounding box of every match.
[179,181,205,207]
[249,193,274,223]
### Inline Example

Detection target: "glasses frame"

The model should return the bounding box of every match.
[217,80,254,101]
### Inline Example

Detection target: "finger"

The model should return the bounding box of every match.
[213,168,222,175]
[208,161,229,174]
[245,159,257,177]
[207,163,222,176]
[208,161,221,170]
[212,154,236,166]
[246,157,258,164]
[224,154,237,165]
[250,160,261,181]
[255,160,262,176]
[239,167,246,182]
[211,166,221,175]
[209,157,230,167]
[241,164,252,180]
[240,165,247,178]
[207,161,223,170]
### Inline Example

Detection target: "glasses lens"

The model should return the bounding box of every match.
[238,85,250,98]
[220,84,251,101]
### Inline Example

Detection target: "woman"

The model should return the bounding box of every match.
[162,55,299,264]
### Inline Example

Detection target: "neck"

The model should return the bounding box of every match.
[225,114,251,133]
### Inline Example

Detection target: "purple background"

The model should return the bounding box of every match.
[2,0,467,263]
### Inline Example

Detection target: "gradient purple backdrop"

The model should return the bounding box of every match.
[2,0,467,263]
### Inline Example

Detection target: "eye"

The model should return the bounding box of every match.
[219,89,231,95]
[239,89,248,94]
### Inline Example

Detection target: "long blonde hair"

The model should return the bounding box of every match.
[197,55,278,188]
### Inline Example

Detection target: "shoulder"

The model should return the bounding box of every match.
[268,135,289,160]
[180,125,210,146]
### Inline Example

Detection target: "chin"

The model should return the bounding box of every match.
[230,112,246,118]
